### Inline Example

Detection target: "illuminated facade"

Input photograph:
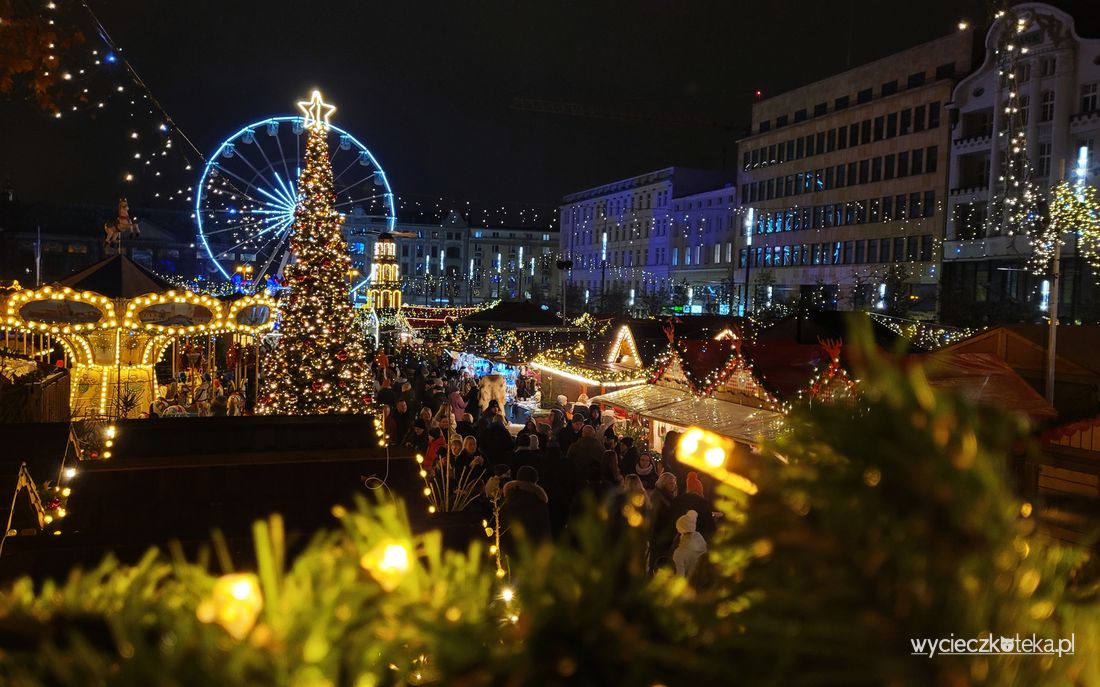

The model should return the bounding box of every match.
[941,3,1100,325]
[365,232,401,310]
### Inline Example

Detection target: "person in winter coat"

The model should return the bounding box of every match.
[557,415,586,456]
[617,436,640,477]
[672,510,707,579]
[464,383,481,422]
[478,413,515,467]
[515,419,538,448]
[648,472,679,573]
[449,388,467,419]
[633,451,659,490]
[405,419,430,455]
[550,395,569,431]
[512,433,544,475]
[566,425,606,484]
[500,465,552,555]
[424,428,447,471]
[456,413,477,438]
[670,471,717,542]
[392,399,413,446]
[586,404,603,429]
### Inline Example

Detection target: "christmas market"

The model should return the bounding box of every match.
[4,4,1100,683]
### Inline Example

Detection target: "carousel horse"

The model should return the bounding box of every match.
[104,198,140,248]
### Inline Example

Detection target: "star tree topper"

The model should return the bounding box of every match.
[297,90,336,129]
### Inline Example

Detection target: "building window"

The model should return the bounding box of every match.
[835,95,850,110]
[873,116,885,141]
[867,239,879,263]
[928,102,941,128]
[1039,56,1057,77]
[843,240,854,264]
[920,235,933,261]
[909,192,921,219]
[881,80,898,96]
[914,104,926,132]
[855,240,865,264]
[1040,91,1055,121]
[1082,83,1098,113]
[926,146,938,173]
[935,62,955,80]
[886,112,898,138]
[906,237,919,262]
[923,190,935,217]
[907,72,926,89]
[838,126,848,149]
[911,148,924,175]
[900,109,912,135]
[884,154,896,179]
[776,114,789,128]
[1038,142,1052,177]
[672,247,679,266]
[893,238,905,263]
[813,102,827,116]
[898,151,910,177]
[795,108,807,122]
[857,88,873,104]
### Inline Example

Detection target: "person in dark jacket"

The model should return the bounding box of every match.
[464,383,481,422]
[376,377,397,410]
[515,419,538,447]
[392,399,413,446]
[500,465,551,556]
[556,415,585,456]
[648,472,679,573]
[404,419,430,455]
[478,413,515,467]
[511,433,544,475]
[539,436,574,535]
[455,413,476,439]
[617,436,640,477]
[669,471,717,541]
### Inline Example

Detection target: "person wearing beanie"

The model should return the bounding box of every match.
[671,471,716,541]
[672,509,707,579]
[500,463,551,554]
[685,471,704,497]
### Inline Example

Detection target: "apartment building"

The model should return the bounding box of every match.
[559,167,735,309]
[736,29,976,316]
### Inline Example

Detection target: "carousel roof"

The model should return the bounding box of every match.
[58,254,174,299]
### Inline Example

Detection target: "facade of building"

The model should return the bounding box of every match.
[345,209,558,306]
[941,3,1100,325]
[668,185,739,313]
[736,30,976,316]
[559,167,735,310]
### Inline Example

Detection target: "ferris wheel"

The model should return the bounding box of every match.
[194,115,397,285]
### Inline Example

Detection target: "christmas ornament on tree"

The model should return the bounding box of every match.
[258,91,373,415]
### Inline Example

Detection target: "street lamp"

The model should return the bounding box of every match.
[555,259,573,320]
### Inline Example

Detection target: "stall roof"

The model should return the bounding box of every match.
[461,300,564,329]
[589,385,694,414]
[920,352,1057,423]
[642,397,785,444]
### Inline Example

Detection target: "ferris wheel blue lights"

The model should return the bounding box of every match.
[195,115,396,283]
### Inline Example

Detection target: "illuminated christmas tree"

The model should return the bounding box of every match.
[259,91,373,415]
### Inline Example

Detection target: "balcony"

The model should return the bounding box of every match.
[949,185,989,199]
[1070,109,1100,134]
[943,232,1080,261]
[952,133,992,151]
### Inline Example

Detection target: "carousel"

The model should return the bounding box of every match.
[1,254,275,419]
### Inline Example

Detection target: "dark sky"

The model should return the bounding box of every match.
[3,0,1006,212]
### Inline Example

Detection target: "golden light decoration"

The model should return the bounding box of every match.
[196,573,264,640]
[360,541,411,591]
[676,427,759,495]
[1035,180,1100,277]
[296,89,336,129]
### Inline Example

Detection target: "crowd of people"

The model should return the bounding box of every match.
[371,350,717,580]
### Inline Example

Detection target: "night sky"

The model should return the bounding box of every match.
[1,0,1040,215]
